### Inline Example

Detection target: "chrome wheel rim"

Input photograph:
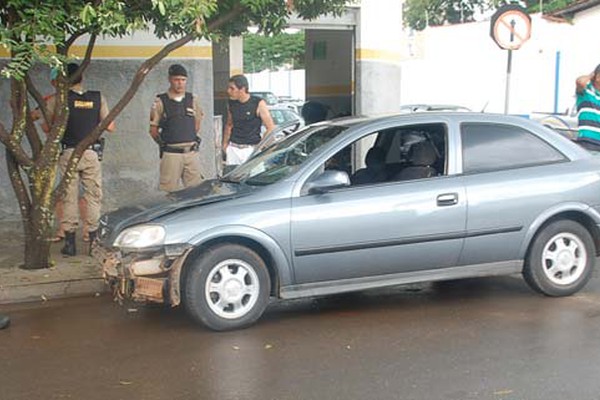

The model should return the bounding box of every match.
[542,233,587,286]
[205,259,260,319]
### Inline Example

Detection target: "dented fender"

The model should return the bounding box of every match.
[186,224,293,288]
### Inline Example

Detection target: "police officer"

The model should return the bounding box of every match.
[149,64,204,192]
[223,75,275,166]
[46,62,115,256]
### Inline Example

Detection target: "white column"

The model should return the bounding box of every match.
[355,0,404,115]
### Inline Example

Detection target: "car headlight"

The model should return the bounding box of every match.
[113,224,166,249]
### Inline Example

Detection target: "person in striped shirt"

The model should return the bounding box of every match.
[576,64,600,146]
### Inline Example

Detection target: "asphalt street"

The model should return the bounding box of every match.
[2,273,600,400]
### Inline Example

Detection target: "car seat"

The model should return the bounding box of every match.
[351,147,387,185]
[394,141,438,181]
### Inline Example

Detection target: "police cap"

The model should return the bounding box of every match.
[168,64,188,77]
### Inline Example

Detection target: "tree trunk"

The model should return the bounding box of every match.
[20,202,54,270]
[5,147,57,270]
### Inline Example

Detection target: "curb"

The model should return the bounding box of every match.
[0,254,108,305]
[0,277,107,304]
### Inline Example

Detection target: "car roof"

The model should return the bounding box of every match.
[324,112,531,127]
[313,112,590,160]
[399,104,471,112]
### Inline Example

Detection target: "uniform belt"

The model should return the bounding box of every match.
[229,142,256,149]
[162,144,198,153]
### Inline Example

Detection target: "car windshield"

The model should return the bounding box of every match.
[224,125,347,186]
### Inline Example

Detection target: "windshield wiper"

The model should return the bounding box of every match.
[219,176,241,184]
[241,178,270,186]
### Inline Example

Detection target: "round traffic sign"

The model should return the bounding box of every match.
[490,5,532,50]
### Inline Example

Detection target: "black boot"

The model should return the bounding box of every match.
[0,314,10,330]
[88,230,97,256]
[61,231,76,256]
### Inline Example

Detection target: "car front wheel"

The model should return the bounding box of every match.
[524,220,595,297]
[183,244,271,331]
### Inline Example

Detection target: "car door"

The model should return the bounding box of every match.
[289,122,467,285]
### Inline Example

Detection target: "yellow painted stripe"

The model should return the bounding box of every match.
[307,83,353,97]
[356,48,402,63]
[0,45,212,59]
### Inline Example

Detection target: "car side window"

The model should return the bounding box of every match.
[461,123,566,174]
[319,123,448,188]
[324,134,377,178]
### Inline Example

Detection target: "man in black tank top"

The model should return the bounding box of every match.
[223,75,275,166]
[45,63,116,256]
[150,64,204,192]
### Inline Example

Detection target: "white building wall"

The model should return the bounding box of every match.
[247,69,306,100]
[568,7,600,82]
[399,12,589,115]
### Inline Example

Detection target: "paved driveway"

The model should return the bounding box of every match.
[2,271,600,400]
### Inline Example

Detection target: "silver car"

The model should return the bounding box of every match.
[94,113,600,331]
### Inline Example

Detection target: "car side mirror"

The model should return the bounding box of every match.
[305,170,350,194]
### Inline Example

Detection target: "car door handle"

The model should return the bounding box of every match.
[437,193,458,206]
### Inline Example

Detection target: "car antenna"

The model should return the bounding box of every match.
[480,101,489,113]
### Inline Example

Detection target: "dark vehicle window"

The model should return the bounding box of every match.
[461,123,566,174]
[321,123,447,187]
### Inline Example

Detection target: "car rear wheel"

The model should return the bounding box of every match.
[182,244,270,331]
[524,220,595,296]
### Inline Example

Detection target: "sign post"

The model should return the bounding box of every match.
[490,5,532,114]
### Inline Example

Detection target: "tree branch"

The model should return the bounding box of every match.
[2,79,35,167]
[25,73,49,127]
[37,81,68,171]
[70,33,97,85]
[63,29,86,54]
[0,122,32,167]
[207,3,245,31]
[5,148,31,224]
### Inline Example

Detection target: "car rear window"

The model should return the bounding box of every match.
[461,123,566,174]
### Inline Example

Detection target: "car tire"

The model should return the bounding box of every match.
[523,220,595,297]
[182,244,271,331]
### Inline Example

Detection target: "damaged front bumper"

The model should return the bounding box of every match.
[92,242,193,306]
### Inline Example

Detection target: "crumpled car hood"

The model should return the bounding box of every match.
[98,179,254,245]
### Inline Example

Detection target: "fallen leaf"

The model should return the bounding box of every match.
[345,345,352,350]
[119,380,133,386]
[41,294,48,302]
[264,344,273,350]
[31,335,41,340]
[43,274,50,278]
[232,345,240,351]
[94,292,101,297]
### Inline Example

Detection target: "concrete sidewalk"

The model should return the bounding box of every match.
[0,222,106,304]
